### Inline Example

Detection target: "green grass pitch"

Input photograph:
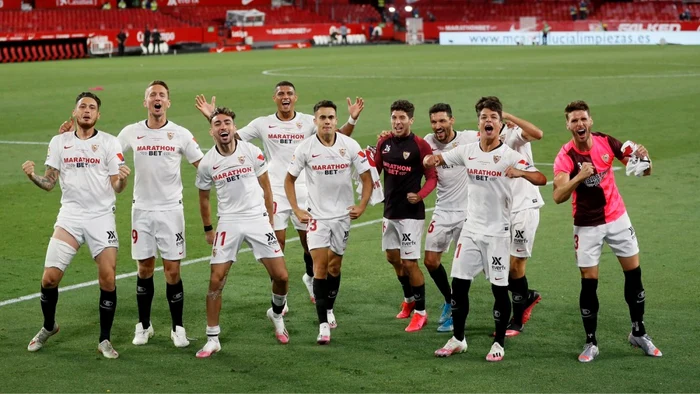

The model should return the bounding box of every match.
[0,45,699,392]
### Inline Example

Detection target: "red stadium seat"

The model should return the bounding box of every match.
[31,45,39,62]
[57,44,66,60]
[0,47,7,63]
[37,45,45,61]
[51,45,59,60]
[10,46,19,62]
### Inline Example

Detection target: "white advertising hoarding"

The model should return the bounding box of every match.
[440,31,700,45]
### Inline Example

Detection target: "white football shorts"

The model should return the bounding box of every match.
[382,218,424,260]
[306,217,351,256]
[210,215,284,265]
[574,212,639,268]
[424,209,467,253]
[54,213,119,259]
[131,208,186,261]
[510,208,540,258]
[450,231,510,287]
[272,187,308,232]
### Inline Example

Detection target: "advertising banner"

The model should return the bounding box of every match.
[439,31,700,46]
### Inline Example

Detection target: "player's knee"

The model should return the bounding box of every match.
[509,257,527,278]
[44,237,77,274]
[98,274,116,292]
[137,259,155,277]
[163,266,181,284]
[327,264,341,277]
[273,269,289,284]
[41,268,63,288]
[424,256,440,271]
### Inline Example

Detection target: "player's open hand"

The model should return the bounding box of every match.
[22,160,35,177]
[58,117,75,134]
[347,205,365,220]
[205,229,215,245]
[293,208,312,224]
[377,130,392,140]
[576,162,595,180]
[195,94,216,119]
[117,164,131,180]
[407,192,422,204]
[634,143,649,159]
[505,166,522,178]
[347,96,365,121]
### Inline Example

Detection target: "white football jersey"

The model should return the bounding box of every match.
[288,133,370,220]
[195,141,269,220]
[442,142,537,237]
[500,126,544,212]
[236,112,316,193]
[425,130,479,211]
[45,131,124,220]
[118,120,203,211]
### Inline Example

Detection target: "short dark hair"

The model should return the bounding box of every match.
[565,100,590,120]
[475,98,503,119]
[429,103,452,118]
[209,106,236,123]
[75,92,101,109]
[390,99,415,118]
[313,100,337,114]
[275,81,296,91]
[474,96,501,115]
[148,80,170,97]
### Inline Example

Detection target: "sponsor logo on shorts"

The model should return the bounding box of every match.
[491,256,506,272]
[266,232,278,246]
[401,233,416,248]
[175,232,184,247]
[106,231,118,244]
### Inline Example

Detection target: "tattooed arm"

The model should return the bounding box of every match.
[22,162,59,191]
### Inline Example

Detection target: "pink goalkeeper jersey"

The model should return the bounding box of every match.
[553,132,627,227]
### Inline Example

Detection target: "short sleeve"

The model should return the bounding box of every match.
[45,136,61,170]
[117,126,131,153]
[195,157,213,191]
[106,138,125,176]
[287,143,306,178]
[236,118,262,142]
[553,147,574,175]
[606,134,625,161]
[442,145,466,167]
[350,139,371,175]
[505,126,528,150]
[181,128,204,164]
[510,150,538,172]
[252,145,268,177]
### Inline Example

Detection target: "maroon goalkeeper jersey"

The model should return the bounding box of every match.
[375,133,437,220]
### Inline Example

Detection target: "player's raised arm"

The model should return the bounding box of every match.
[23,163,59,192]
[195,94,216,121]
[338,96,365,136]
[257,172,275,226]
[503,111,543,141]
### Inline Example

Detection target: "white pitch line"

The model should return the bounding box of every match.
[0,140,49,145]
[0,163,619,308]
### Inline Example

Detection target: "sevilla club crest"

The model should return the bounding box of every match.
[602,153,610,163]
[238,155,246,164]
[212,249,217,257]
[403,151,410,160]
[339,148,346,157]
[296,122,303,129]
[92,144,99,152]
[167,132,174,140]
[493,155,501,164]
